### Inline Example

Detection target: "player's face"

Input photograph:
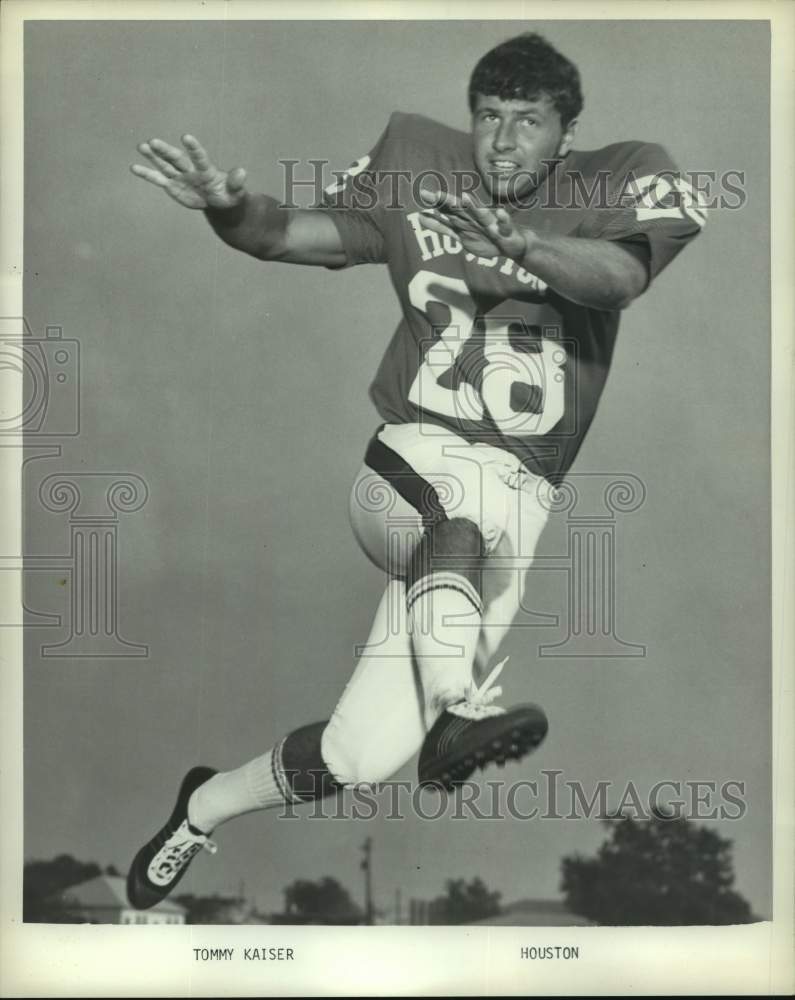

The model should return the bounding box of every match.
[471,93,577,202]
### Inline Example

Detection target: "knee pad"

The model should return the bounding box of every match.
[406,517,485,616]
[281,721,343,801]
[407,517,484,578]
[427,516,483,556]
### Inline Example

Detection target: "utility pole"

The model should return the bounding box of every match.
[360,837,374,925]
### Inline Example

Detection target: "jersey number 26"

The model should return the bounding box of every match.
[407,270,567,437]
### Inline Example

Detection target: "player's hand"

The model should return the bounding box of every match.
[130,134,247,210]
[418,188,532,261]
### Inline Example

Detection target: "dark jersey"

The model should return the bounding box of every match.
[322,112,705,483]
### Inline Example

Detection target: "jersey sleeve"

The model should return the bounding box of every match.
[318,122,393,267]
[577,143,707,283]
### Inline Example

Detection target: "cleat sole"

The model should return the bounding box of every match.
[418,704,548,792]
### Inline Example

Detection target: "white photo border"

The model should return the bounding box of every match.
[1,1,792,996]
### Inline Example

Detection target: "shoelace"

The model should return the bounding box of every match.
[448,656,509,721]
[150,820,218,881]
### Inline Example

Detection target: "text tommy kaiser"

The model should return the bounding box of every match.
[193,947,295,961]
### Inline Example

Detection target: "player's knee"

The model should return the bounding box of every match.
[407,516,484,589]
[429,516,483,556]
[320,722,394,787]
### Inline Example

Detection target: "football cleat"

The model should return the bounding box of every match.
[418,658,548,791]
[127,766,218,910]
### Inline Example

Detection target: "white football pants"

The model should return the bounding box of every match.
[321,424,554,786]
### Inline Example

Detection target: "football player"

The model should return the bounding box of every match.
[127,32,705,908]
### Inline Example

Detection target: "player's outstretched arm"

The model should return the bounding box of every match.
[131,134,346,267]
[419,189,648,311]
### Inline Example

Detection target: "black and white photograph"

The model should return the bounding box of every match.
[1,1,793,996]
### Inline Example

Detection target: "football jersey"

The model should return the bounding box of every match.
[321,112,705,483]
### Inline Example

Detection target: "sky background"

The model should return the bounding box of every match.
[21,19,771,920]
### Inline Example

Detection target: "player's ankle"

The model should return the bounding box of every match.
[187,779,219,835]
[424,686,467,729]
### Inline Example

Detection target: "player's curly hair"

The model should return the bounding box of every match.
[468,33,584,126]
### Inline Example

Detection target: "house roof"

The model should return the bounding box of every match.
[60,875,186,914]
[469,898,592,927]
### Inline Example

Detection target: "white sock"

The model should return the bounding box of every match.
[187,739,298,834]
[407,573,482,728]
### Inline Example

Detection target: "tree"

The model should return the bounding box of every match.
[561,811,757,925]
[278,877,363,925]
[175,893,253,925]
[23,854,102,923]
[430,877,502,925]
